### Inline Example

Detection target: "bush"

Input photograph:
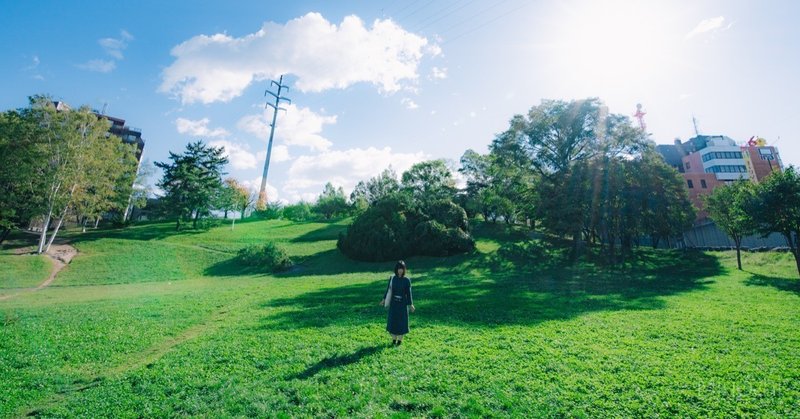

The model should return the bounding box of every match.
[337,196,475,261]
[253,202,283,220]
[237,242,293,272]
[283,202,313,222]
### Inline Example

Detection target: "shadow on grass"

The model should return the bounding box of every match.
[257,243,723,330]
[289,222,349,243]
[0,230,39,252]
[745,273,800,295]
[287,345,388,380]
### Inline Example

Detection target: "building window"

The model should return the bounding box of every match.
[701,179,707,188]
[704,165,747,174]
[685,162,691,170]
[687,180,694,189]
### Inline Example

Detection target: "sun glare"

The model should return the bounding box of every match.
[548,0,682,93]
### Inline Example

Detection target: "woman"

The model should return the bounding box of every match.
[379,260,415,346]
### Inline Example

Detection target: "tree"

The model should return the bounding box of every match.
[350,168,401,211]
[314,182,348,220]
[749,166,800,276]
[337,194,474,261]
[71,139,139,231]
[4,96,138,253]
[401,160,456,204]
[155,141,228,230]
[283,202,312,221]
[636,152,695,249]
[216,178,244,229]
[0,107,43,244]
[523,98,604,175]
[705,180,757,270]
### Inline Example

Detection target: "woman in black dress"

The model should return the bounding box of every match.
[379,260,415,346]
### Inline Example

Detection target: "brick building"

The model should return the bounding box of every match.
[656,135,782,221]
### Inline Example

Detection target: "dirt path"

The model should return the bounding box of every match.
[0,241,77,301]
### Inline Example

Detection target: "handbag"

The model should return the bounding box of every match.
[383,276,393,308]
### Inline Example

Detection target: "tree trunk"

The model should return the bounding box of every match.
[224,209,228,219]
[37,211,53,254]
[0,228,10,245]
[570,231,581,262]
[45,215,65,253]
[734,236,742,270]
[82,218,87,233]
[787,231,800,277]
[231,217,235,231]
[94,217,100,228]
[176,216,181,231]
[193,209,199,229]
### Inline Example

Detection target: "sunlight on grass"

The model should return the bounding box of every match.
[1,220,798,417]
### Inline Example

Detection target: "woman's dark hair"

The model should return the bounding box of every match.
[394,260,407,277]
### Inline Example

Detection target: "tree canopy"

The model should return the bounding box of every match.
[155,141,228,230]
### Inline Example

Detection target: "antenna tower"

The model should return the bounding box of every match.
[257,75,291,210]
[633,103,647,131]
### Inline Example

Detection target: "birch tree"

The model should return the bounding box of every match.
[23,97,134,253]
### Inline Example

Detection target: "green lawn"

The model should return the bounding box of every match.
[0,231,52,290]
[1,220,798,417]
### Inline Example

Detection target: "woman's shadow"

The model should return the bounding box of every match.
[288,345,388,380]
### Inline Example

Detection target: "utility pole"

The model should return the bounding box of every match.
[257,75,291,210]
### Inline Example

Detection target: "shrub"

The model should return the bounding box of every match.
[337,196,475,261]
[283,202,313,222]
[237,242,293,272]
[253,202,283,220]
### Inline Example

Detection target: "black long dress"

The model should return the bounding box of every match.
[385,275,413,335]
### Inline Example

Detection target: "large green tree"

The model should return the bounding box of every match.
[155,141,228,230]
[0,107,43,244]
[401,160,456,204]
[749,166,800,276]
[2,96,138,253]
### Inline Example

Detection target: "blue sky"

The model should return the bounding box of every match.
[2,0,798,202]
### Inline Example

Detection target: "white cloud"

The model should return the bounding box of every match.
[431,66,447,79]
[256,145,292,163]
[685,16,730,39]
[23,55,44,80]
[24,55,39,70]
[209,139,258,170]
[77,59,116,73]
[283,146,427,202]
[401,98,419,110]
[159,12,440,104]
[175,117,230,138]
[99,30,134,59]
[238,104,336,151]
[78,30,133,73]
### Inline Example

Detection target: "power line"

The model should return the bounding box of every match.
[396,0,438,22]
[443,0,533,44]
[416,0,474,30]
[386,0,424,18]
[414,0,479,33]
[435,0,513,37]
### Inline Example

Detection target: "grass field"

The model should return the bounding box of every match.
[1,219,798,417]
